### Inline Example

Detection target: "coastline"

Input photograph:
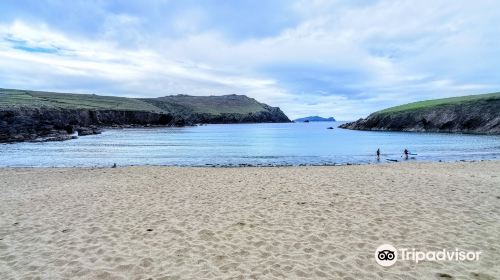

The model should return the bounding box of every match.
[0,157,496,168]
[1,161,499,279]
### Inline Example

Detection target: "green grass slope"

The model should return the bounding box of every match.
[0,89,274,115]
[374,92,500,116]
[0,88,163,112]
[145,94,269,115]
[0,89,288,118]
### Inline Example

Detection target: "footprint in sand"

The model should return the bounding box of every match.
[471,272,496,280]
[436,273,453,279]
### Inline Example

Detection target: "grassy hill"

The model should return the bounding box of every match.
[0,88,162,112]
[374,92,500,116]
[144,94,269,115]
[0,89,281,116]
[340,92,500,134]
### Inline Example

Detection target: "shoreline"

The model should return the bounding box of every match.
[0,158,496,169]
[1,161,499,279]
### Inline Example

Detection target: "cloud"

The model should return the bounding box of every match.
[0,20,290,104]
[0,0,499,119]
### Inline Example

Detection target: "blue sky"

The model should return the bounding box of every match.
[1,0,499,119]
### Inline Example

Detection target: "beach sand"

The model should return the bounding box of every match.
[0,162,499,279]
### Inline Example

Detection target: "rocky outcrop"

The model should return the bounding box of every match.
[340,97,500,134]
[0,108,184,143]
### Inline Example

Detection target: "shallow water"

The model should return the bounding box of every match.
[1,122,499,167]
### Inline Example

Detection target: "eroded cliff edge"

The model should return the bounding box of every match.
[339,93,500,134]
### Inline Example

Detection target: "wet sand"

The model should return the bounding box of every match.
[0,161,499,279]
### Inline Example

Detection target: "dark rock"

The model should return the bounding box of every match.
[0,108,182,142]
[77,127,95,136]
[45,135,72,142]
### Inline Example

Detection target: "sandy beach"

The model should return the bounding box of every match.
[0,161,499,279]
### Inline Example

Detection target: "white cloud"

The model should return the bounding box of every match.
[0,20,290,101]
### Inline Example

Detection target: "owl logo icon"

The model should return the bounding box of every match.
[375,244,397,266]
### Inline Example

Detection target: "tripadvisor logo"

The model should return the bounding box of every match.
[375,244,481,267]
[375,244,397,267]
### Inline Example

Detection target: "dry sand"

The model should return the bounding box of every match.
[0,161,499,280]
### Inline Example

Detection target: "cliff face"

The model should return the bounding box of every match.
[0,108,184,142]
[182,107,290,124]
[340,93,500,134]
[0,89,290,143]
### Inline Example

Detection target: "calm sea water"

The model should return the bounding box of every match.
[1,122,499,167]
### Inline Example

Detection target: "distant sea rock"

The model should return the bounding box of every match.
[0,89,291,143]
[339,92,500,134]
[294,116,336,122]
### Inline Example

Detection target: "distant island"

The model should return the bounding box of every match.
[294,116,336,122]
[340,92,500,134]
[0,89,291,143]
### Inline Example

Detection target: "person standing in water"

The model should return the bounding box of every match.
[404,148,409,160]
[376,148,380,161]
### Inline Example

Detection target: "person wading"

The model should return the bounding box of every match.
[404,148,409,160]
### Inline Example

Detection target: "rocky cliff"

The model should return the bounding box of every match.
[0,107,188,142]
[0,89,290,143]
[339,93,500,134]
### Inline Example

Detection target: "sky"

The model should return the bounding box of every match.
[1,0,499,120]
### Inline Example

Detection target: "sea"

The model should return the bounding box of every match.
[1,122,499,167]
